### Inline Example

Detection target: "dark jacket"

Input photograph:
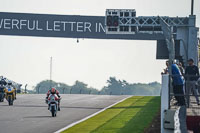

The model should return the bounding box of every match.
[185,65,199,81]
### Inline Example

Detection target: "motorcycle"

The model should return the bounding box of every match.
[5,87,16,106]
[48,94,59,117]
[0,86,5,102]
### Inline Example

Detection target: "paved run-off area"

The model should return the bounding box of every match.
[0,94,128,133]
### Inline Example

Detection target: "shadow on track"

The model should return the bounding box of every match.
[23,116,52,118]
[61,106,104,110]
[0,105,8,106]
[14,105,46,108]
[0,104,104,110]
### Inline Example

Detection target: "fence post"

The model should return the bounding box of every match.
[25,84,28,94]
[63,88,65,94]
[161,74,173,133]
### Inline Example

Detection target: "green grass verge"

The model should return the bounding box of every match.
[62,96,161,133]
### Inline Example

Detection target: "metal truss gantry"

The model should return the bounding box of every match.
[105,9,189,34]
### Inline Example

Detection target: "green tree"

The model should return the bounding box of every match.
[34,77,161,96]
[102,77,161,96]
[71,80,88,94]
[105,77,124,95]
[35,80,71,94]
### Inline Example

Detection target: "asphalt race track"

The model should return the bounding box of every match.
[0,94,129,133]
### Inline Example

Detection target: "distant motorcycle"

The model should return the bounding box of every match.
[0,86,5,102]
[48,94,59,117]
[5,87,16,106]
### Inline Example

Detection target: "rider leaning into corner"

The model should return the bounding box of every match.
[46,87,61,111]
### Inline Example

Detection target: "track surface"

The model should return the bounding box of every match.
[0,94,128,133]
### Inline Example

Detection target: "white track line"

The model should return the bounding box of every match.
[54,96,132,133]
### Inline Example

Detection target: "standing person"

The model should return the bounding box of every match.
[185,58,200,105]
[171,63,186,106]
[161,60,169,75]
[178,62,185,75]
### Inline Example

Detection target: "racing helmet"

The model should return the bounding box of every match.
[51,87,56,94]
[0,79,7,85]
[8,81,12,86]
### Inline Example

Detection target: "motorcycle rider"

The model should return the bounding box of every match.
[0,79,6,100]
[6,81,17,99]
[0,78,6,89]
[46,87,61,111]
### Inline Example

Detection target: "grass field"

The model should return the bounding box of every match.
[62,96,161,133]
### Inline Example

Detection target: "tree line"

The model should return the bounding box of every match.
[29,77,161,96]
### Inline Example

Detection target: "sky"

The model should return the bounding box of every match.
[0,0,199,90]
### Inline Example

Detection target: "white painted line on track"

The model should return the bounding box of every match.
[54,96,132,133]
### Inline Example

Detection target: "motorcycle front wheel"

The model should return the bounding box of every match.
[0,94,2,102]
[8,96,13,106]
[51,108,56,117]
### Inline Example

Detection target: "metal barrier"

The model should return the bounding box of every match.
[161,74,188,133]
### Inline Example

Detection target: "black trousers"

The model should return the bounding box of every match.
[173,85,186,106]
